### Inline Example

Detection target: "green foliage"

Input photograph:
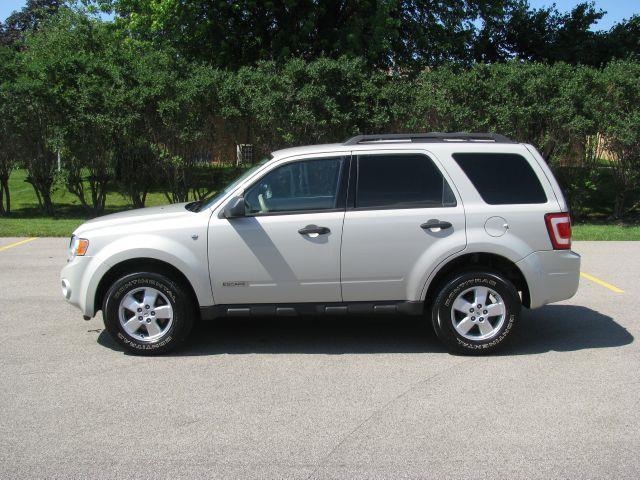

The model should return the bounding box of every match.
[21,8,124,214]
[406,62,597,162]
[93,0,640,69]
[226,57,390,152]
[0,0,64,46]
[0,46,21,214]
[2,6,640,223]
[593,61,640,218]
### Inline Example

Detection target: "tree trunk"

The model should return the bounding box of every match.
[41,191,54,216]
[31,184,43,209]
[68,179,90,211]
[91,184,108,216]
[130,190,147,209]
[0,176,9,214]
[613,191,626,219]
[0,182,5,216]
[541,139,557,164]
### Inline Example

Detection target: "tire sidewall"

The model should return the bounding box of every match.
[103,273,192,354]
[432,272,520,354]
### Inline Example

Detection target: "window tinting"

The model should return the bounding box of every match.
[244,157,344,214]
[356,154,456,209]
[452,153,547,205]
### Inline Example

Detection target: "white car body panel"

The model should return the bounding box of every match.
[208,210,345,303]
[63,203,213,317]
[340,148,467,302]
[341,206,467,301]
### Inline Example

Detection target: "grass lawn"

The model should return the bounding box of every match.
[572,224,640,241]
[1,169,639,239]
[0,169,173,237]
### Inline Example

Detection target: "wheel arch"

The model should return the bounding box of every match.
[94,258,199,315]
[423,252,531,309]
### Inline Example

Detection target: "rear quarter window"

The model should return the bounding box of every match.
[452,153,547,204]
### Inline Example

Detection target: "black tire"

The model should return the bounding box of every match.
[103,272,195,355]
[430,271,520,355]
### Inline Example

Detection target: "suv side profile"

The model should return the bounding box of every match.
[61,133,580,355]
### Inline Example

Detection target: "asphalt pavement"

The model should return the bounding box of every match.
[0,238,638,479]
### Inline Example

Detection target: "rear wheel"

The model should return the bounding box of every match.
[103,272,194,355]
[431,271,520,354]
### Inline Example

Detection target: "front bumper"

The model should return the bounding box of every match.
[516,249,581,309]
[60,256,95,317]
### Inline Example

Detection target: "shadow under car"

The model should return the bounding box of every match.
[96,304,633,356]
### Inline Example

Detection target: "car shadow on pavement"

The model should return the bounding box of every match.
[501,305,633,355]
[97,304,632,356]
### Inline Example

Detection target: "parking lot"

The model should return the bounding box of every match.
[0,238,638,479]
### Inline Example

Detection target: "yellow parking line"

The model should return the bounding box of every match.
[0,237,38,252]
[580,272,624,294]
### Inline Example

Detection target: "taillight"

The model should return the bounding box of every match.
[544,213,571,250]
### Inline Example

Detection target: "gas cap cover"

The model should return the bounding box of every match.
[484,216,509,237]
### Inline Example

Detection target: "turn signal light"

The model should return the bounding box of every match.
[76,238,89,256]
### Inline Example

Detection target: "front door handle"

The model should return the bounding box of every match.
[420,219,453,230]
[298,225,331,235]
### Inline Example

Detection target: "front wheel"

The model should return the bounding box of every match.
[431,271,521,354]
[103,272,194,355]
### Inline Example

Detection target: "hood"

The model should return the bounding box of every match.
[74,203,194,236]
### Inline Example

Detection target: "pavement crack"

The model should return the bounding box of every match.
[305,357,473,480]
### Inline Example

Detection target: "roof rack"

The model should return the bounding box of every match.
[343,132,515,145]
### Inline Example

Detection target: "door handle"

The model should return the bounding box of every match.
[420,219,453,230]
[298,225,331,235]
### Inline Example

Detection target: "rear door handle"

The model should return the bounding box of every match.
[420,219,453,230]
[298,225,331,235]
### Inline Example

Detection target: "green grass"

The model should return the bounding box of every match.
[572,224,640,241]
[0,217,88,237]
[1,169,173,237]
[2,169,640,239]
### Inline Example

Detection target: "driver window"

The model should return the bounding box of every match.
[244,157,344,214]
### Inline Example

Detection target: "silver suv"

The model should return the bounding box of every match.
[61,133,580,355]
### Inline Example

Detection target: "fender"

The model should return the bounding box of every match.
[418,242,535,302]
[80,234,213,317]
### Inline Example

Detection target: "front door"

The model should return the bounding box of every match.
[340,150,467,302]
[209,154,349,305]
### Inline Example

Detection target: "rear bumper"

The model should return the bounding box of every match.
[517,250,581,309]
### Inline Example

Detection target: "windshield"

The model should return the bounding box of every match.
[195,157,271,211]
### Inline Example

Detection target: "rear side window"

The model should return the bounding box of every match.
[452,153,547,204]
[356,154,456,209]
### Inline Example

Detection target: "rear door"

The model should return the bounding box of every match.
[340,150,466,302]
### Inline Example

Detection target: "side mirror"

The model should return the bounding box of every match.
[220,196,246,219]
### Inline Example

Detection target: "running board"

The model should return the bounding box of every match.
[200,301,423,320]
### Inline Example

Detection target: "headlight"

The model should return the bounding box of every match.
[68,235,89,260]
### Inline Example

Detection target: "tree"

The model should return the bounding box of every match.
[7,45,61,215]
[404,61,597,164]
[94,0,516,69]
[228,57,388,150]
[134,53,222,203]
[0,0,65,47]
[0,47,21,215]
[18,9,121,214]
[94,0,640,70]
[595,61,640,218]
[600,15,640,64]
[473,1,640,67]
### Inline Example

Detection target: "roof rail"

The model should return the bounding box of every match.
[343,132,515,145]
